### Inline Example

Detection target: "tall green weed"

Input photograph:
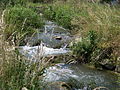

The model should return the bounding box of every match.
[71,31,98,63]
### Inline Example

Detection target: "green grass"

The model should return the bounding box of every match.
[0,7,49,90]
[42,0,120,66]
[0,47,46,89]
[0,34,50,89]
[71,30,98,63]
[44,3,74,29]
[4,6,44,45]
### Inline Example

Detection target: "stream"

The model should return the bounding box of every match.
[43,63,119,90]
[19,21,120,90]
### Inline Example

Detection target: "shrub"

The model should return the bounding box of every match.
[71,31,98,63]
[44,4,74,29]
[44,5,56,20]
[54,5,73,29]
[4,6,44,44]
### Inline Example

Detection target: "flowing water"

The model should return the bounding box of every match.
[25,21,72,48]
[43,63,120,90]
[19,21,120,90]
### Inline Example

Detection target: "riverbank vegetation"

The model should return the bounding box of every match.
[0,0,120,89]
[40,0,120,71]
[4,6,44,45]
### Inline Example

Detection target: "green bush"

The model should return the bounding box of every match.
[4,6,44,43]
[71,31,98,63]
[44,5,56,20]
[44,4,74,29]
[55,5,73,29]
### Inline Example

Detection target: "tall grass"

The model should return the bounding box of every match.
[42,0,120,63]
[43,0,120,40]
[0,10,51,89]
[4,6,44,46]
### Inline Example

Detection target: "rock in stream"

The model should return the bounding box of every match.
[24,21,72,48]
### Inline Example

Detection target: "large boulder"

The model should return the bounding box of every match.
[98,59,116,70]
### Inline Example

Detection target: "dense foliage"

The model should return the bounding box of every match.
[44,4,74,29]
[4,6,44,44]
[71,31,98,63]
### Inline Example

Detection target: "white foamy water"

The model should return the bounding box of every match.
[43,64,79,82]
[19,44,71,59]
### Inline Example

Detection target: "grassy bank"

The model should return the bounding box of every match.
[40,0,120,68]
[0,5,49,89]
[0,0,120,89]
[0,24,51,89]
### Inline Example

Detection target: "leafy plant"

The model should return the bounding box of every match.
[44,4,74,29]
[54,5,73,29]
[44,5,56,20]
[71,31,98,63]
